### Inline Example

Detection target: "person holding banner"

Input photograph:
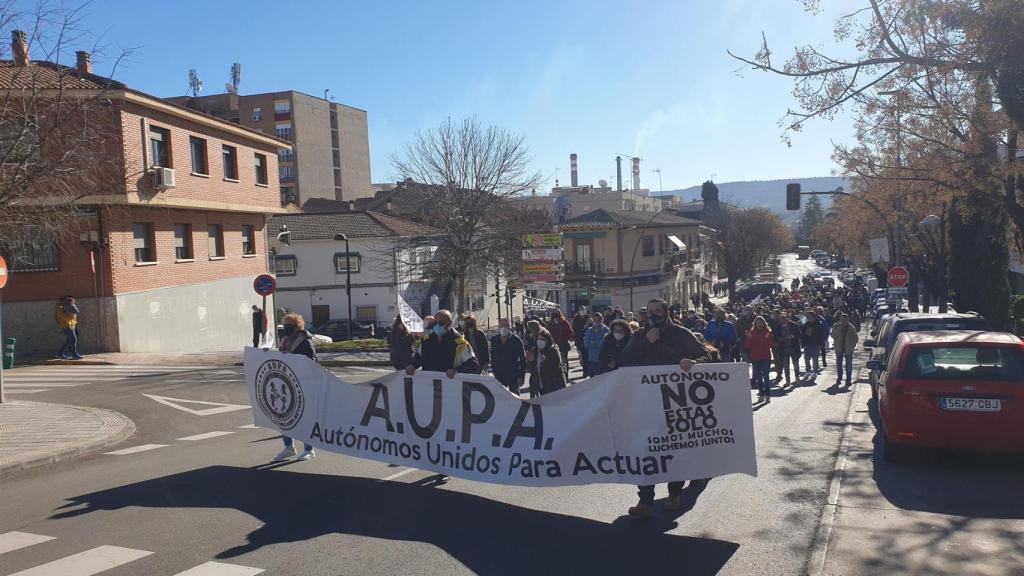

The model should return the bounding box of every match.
[623,298,711,517]
[274,313,317,461]
[405,310,479,378]
[598,319,633,373]
[490,318,526,394]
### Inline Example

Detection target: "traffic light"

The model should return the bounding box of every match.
[786,183,801,210]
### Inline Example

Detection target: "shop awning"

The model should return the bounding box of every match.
[667,235,686,250]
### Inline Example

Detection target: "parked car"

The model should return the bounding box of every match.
[871,330,1024,462]
[313,319,376,341]
[865,312,990,399]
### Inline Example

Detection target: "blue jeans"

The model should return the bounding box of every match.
[752,360,772,396]
[587,361,601,378]
[57,327,79,358]
[835,351,854,383]
[804,346,820,372]
[282,436,312,452]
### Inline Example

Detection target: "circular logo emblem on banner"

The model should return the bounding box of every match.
[255,359,304,430]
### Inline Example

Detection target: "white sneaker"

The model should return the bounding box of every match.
[297,448,316,461]
[273,446,297,461]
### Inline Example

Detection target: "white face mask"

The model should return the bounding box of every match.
[537,340,548,349]
[458,320,466,329]
[499,327,510,337]
[613,331,626,341]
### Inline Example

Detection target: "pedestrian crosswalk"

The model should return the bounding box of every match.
[1,365,219,395]
[0,531,263,575]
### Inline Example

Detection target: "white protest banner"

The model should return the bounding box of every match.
[397,293,423,333]
[246,349,757,486]
[523,296,558,314]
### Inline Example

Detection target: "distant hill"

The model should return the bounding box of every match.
[660,177,849,223]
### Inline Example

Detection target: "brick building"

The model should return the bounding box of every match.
[0,32,288,353]
[167,90,371,206]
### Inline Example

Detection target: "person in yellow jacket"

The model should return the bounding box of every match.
[55,296,83,360]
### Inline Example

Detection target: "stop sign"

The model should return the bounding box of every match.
[888,266,910,288]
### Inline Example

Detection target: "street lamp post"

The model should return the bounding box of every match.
[334,234,353,341]
[627,209,669,312]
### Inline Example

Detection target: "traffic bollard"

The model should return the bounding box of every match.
[3,337,14,369]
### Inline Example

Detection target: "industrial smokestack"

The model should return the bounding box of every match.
[570,153,578,188]
[632,157,640,191]
[616,156,622,191]
[11,30,28,66]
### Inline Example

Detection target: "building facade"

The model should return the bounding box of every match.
[555,209,716,313]
[0,37,286,353]
[168,90,371,206]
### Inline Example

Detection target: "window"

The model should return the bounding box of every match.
[132,222,155,263]
[189,137,208,175]
[333,169,341,187]
[575,243,591,272]
[356,305,378,323]
[642,236,655,257]
[274,101,290,114]
[254,154,268,185]
[222,145,238,180]
[148,126,170,168]
[275,254,297,276]
[252,107,262,121]
[278,148,293,162]
[332,149,341,167]
[241,224,255,255]
[275,124,292,141]
[279,165,295,179]
[280,186,295,203]
[331,131,339,149]
[334,252,361,273]
[903,346,1024,381]
[207,224,224,258]
[329,109,338,128]
[173,224,193,260]
[4,228,59,271]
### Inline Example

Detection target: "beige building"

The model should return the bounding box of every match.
[168,90,371,205]
[555,209,716,312]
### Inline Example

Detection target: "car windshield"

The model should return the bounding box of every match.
[903,346,1024,381]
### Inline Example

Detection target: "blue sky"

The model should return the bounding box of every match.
[37,0,859,191]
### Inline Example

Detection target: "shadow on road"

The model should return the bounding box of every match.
[862,399,1024,519]
[50,465,738,575]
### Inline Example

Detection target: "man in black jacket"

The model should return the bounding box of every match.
[251,305,264,348]
[406,310,480,378]
[571,306,589,374]
[490,318,526,394]
[621,299,711,517]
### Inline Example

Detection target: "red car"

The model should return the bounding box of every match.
[872,330,1024,462]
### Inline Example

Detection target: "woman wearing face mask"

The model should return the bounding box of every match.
[599,319,633,373]
[273,313,317,461]
[524,328,566,397]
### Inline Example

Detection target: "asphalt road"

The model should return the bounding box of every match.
[0,255,862,575]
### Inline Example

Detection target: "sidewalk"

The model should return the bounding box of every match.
[29,349,392,368]
[0,400,135,475]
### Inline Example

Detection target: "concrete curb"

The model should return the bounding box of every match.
[0,402,137,476]
[43,359,116,366]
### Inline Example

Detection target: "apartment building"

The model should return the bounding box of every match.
[0,33,288,353]
[168,90,371,206]
[555,209,716,312]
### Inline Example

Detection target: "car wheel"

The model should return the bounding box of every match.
[882,434,905,463]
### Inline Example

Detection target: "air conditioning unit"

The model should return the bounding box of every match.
[152,167,176,189]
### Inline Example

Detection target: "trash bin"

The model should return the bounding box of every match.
[3,337,14,369]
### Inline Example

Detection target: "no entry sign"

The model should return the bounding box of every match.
[887,266,909,288]
[0,255,8,289]
[253,274,277,296]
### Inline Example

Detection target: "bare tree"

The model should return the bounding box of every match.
[712,206,792,300]
[391,117,543,309]
[0,1,131,261]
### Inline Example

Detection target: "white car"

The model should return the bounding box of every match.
[310,333,333,346]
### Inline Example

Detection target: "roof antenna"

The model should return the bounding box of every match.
[188,69,203,97]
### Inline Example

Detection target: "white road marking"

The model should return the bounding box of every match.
[142,394,250,416]
[177,431,235,441]
[4,389,47,394]
[172,561,264,575]
[0,531,55,555]
[238,424,259,429]
[103,444,168,455]
[8,545,153,576]
[381,467,418,481]
[164,379,244,383]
